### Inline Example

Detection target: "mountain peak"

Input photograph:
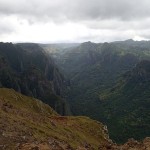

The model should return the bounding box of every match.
[80,41,97,51]
[81,41,94,46]
[124,39,134,42]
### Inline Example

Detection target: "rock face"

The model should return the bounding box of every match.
[98,138,150,150]
[0,42,69,115]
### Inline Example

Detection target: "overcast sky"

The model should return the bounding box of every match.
[0,0,150,43]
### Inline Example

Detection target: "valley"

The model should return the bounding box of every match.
[0,40,150,149]
[41,40,150,143]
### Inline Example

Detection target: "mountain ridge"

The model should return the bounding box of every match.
[0,42,69,115]
[49,40,150,142]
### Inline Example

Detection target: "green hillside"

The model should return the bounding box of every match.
[0,42,69,115]
[53,40,150,142]
[55,41,140,116]
[0,88,110,149]
[99,60,150,143]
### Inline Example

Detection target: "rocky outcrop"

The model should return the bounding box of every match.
[118,138,150,150]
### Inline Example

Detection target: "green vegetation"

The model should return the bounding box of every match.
[99,60,150,143]
[0,88,109,149]
[55,41,140,116]
[0,42,69,115]
[53,40,150,143]
[1,40,150,145]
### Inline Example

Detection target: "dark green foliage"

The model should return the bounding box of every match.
[56,41,139,116]
[54,40,150,142]
[0,42,69,115]
[99,60,150,143]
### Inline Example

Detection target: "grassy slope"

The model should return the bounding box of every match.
[0,88,109,149]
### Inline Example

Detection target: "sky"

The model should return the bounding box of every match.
[0,0,150,43]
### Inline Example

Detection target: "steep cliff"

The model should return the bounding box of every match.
[0,42,69,115]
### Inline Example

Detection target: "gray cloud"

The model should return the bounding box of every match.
[0,0,150,22]
[0,0,150,42]
[0,16,16,35]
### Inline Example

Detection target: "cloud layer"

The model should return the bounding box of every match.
[0,0,150,42]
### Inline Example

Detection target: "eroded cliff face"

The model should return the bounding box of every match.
[0,42,69,115]
[98,138,150,150]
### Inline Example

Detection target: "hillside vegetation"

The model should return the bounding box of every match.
[0,42,69,115]
[50,40,150,142]
[99,60,150,142]
[0,88,110,149]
